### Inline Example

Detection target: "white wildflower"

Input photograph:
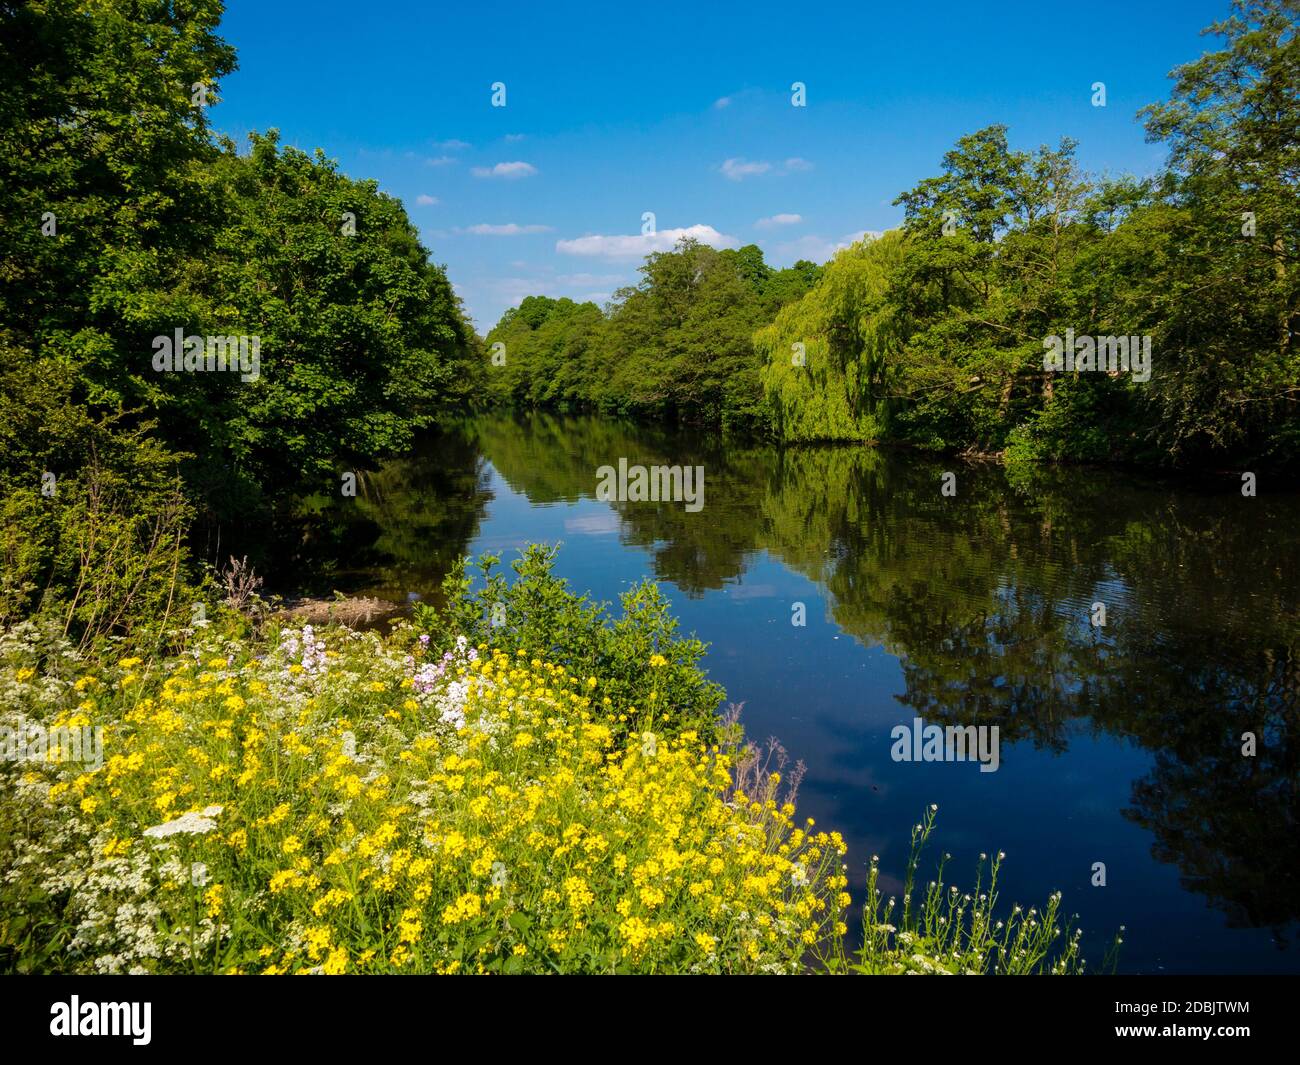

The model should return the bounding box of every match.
[144,809,222,838]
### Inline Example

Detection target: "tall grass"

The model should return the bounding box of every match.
[841,804,1122,974]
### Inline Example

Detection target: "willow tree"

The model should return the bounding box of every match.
[757,232,905,442]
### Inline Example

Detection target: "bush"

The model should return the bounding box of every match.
[0,344,196,649]
[414,545,726,741]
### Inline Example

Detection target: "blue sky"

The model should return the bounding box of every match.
[212,0,1228,332]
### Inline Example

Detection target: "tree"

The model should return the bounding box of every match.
[1135,0,1300,465]
[0,0,236,356]
[0,0,483,618]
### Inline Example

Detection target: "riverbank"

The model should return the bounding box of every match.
[0,548,1101,974]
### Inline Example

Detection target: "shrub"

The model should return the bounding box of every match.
[414,545,726,741]
[0,344,196,649]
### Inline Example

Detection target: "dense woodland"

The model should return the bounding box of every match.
[0,0,480,636]
[486,1,1299,471]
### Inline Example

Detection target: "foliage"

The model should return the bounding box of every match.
[413,545,726,740]
[487,1,1298,472]
[756,233,904,442]
[779,2,1297,468]
[0,0,480,632]
[483,243,821,433]
[0,0,237,349]
[0,615,850,974]
[0,343,196,649]
[172,133,480,515]
[484,296,606,410]
[1130,0,1300,465]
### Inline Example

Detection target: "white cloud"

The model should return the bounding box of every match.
[415,194,439,206]
[720,158,813,181]
[503,133,526,142]
[720,157,771,181]
[556,224,738,260]
[755,213,803,229]
[425,156,457,167]
[555,272,625,286]
[471,160,538,179]
[458,223,552,236]
[773,229,882,263]
[712,88,761,111]
[565,513,621,536]
[432,139,470,150]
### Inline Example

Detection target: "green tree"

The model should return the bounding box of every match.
[164,132,480,525]
[757,233,904,442]
[0,0,483,629]
[1133,0,1300,466]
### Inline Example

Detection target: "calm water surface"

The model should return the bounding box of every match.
[275,413,1300,974]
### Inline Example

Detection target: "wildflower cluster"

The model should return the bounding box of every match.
[0,621,848,974]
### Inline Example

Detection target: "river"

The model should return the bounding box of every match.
[270,412,1300,974]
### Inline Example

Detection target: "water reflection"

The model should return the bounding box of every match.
[265,426,494,603]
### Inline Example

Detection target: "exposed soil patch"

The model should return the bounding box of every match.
[276,596,404,628]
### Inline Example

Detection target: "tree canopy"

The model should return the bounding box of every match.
[0,0,480,633]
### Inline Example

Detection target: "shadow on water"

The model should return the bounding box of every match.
[261,426,495,608]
